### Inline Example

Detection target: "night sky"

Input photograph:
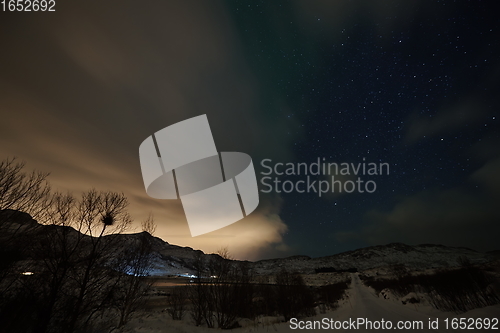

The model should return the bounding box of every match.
[1,1,499,260]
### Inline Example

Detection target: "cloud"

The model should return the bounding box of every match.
[404,98,489,143]
[0,0,296,260]
[292,0,436,40]
[153,197,290,261]
[404,55,498,144]
[333,154,500,252]
[470,157,500,195]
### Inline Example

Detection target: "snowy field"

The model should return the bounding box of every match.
[120,273,500,333]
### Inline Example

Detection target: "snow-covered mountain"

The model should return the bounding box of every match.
[251,243,494,275]
[2,210,496,277]
[0,209,218,277]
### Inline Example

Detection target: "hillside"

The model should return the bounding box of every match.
[252,243,494,275]
[1,209,496,277]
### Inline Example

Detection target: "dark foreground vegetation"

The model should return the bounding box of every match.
[165,251,351,329]
[0,158,156,333]
[359,261,500,313]
[0,158,351,332]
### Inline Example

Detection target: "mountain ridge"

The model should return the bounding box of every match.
[1,209,496,276]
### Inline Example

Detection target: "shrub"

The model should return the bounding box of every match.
[360,266,500,313]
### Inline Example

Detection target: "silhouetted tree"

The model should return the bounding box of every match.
[0,158,51,288]
[27,190,132,333]
[0,158,51,332]
[275,269,315,321]
[113,214,156,328]
[189,251,210,327]
[167,286,187,320]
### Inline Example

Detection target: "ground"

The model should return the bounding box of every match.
[121,273,500,332]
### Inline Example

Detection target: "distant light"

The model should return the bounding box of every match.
[178,273,197,278]
[21,272,34,276]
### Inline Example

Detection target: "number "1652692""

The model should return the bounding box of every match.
[1,0,55,12]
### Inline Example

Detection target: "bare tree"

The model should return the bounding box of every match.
[0,158,51,332]
[0,158,158,332]
[189,251,210,327]
[232,260,254,319]
[206,248,242,329]
[188,248,238,328]
[113,215,157,328]
[141,213,156,235]
[0,157,51,221]
[275,269,315,321]
[0,158,51,280]
[65,190,131,333]
[167,286,187,320]
[27,190,132,333]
